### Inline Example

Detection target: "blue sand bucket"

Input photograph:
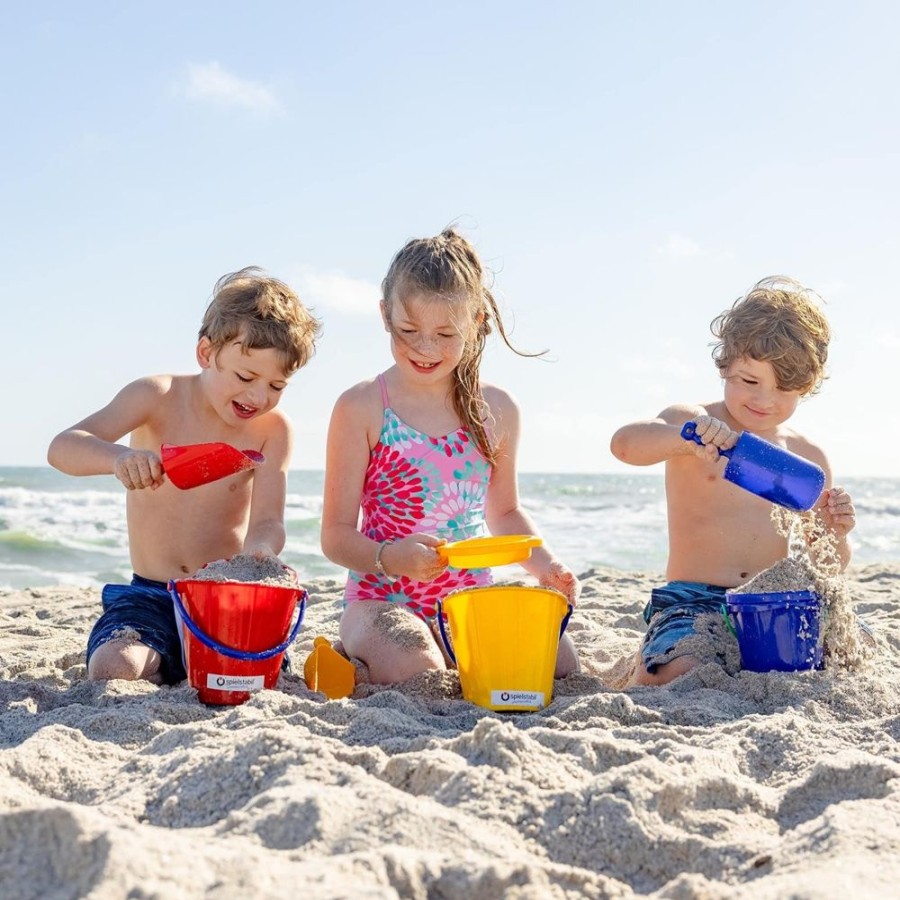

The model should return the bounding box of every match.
[724,590,823,672]
[436,586,572,712]
[681,421,825,511]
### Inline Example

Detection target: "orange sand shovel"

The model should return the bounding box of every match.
[303,636,355,699]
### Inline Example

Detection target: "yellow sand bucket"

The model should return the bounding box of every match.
[437,586,571,712]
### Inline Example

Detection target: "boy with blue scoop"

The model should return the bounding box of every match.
[610,276,856,686]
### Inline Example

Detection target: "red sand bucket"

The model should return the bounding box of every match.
[169,578,307,705]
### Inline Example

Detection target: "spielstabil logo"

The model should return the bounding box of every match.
[207,673,265,692]
[490,689,544,708]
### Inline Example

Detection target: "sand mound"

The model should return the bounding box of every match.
[2,567,899,898]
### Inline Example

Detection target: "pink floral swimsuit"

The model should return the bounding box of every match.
[343,373,494,621]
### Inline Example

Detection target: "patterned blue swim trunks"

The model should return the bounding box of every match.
[86,573,294,686]
[640,581,731,673]
[86,574,187,684]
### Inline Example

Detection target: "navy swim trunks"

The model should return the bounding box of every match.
[86,574,187,684]
[640,581,731,673]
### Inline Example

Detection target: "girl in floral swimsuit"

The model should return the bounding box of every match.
[321,228,581,684]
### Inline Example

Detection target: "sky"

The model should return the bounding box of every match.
[3,2,898,477]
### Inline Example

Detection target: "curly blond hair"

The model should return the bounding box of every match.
[200,267,321,375]
[711,276,830,395]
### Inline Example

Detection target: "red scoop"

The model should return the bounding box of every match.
[161,442,265,490]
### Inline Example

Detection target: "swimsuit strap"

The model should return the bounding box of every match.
[376,372,390,410]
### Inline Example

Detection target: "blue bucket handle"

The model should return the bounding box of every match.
[436,598,573,666]
[169,581,307,661]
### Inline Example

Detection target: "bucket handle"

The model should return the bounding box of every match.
[720,603,738,639]
[168,581,307,661]
[436,600,573,666]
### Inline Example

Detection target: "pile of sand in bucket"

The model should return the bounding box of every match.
[170,555,307,705]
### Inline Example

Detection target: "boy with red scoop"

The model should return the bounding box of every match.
[47,268,321,685]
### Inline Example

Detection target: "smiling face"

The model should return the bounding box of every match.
[382,292,474,381]
[197,335,290,425]
[723,356,801,433]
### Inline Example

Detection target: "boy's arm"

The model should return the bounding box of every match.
[609,405,736,466]
[805,447,855,570]
[242,411,292,558]
[817,486,854,570]
[47,378,167,489]
[484,387,580,606]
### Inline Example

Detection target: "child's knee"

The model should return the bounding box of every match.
[555,635,580,677]
[340,601,445,683]
[630,653,699,686]
[87,639,161,682]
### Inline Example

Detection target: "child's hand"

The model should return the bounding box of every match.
[380,533,448,583]
[244,544,278,560]
[114,449,165,491]
[816,486,856,538]
[688,416,739,463]
[539,560,581,608]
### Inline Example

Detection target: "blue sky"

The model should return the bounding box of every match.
[3,2,898,476]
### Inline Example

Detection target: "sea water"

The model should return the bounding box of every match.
[1,467,898,591]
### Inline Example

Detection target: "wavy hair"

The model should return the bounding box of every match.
[381,229,542,464]
[711,275,830,396]
[199,267,321,375]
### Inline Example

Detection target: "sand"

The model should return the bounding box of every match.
[2,566,899,899]
[188,555,300,585]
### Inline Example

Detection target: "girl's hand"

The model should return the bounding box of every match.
[539,560,581,608]
[688,416,739,463]
[114,449,165,491]
[379,533,448,583]
[816,486,856,538]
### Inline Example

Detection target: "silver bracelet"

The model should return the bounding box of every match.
[374,539,394,577]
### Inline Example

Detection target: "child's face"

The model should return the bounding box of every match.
[383,292,474,379]
[198,337,291,424]
[723,357,801,431]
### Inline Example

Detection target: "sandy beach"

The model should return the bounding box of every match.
[2,566,899,899]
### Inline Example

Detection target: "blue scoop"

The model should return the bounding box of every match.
[681,421,825,511]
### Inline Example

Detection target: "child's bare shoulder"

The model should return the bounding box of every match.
[657,401,721,425]
[782,425,830,469]
[129,372,206,399]
[108,374,182,412]
[482,382,516,411]
[331,377,384,426]
[481,383,522,434]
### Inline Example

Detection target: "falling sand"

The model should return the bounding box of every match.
[731,507,875,671]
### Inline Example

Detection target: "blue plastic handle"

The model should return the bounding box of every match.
[169,581,307,661]
[680,421,734,458]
